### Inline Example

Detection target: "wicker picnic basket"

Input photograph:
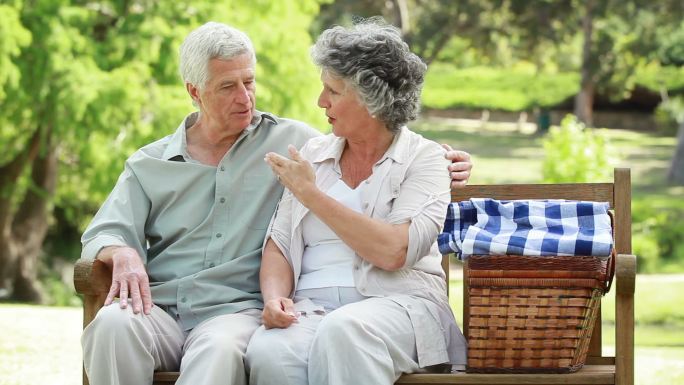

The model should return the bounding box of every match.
[464,252,615,373]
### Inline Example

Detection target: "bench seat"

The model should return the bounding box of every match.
[152,363,615,384]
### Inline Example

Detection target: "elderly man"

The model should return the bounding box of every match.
[81,21,472,385]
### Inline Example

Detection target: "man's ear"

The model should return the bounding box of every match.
[186,83,201,105]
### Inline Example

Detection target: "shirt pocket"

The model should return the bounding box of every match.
[371,175,402,219]
[237,173,278,230]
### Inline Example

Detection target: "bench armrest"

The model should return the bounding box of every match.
[615,253,636,385]
[74,258,112,295]
[74,258,112,330]
[615,254,636,295]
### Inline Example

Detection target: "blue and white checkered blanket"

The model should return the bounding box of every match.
[438,199,613,259]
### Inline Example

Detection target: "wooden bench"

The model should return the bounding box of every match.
[74,168,635,385]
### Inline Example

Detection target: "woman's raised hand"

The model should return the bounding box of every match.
[264,144,316,199]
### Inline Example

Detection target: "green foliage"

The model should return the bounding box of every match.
[634,63,684,93]
[655,96,684,136]
[542,115,617,183]
[423,62,578,111]
[1,1,328,236]
[0,3,31,103]
[43,276,81,307]
[633,200,684,273]
[659,22,684,66]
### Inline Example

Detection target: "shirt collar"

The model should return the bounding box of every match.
[379,126,410,165]
[162,110,275,161]
[312,126,410,166]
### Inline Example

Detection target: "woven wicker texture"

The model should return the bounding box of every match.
[465,254,613,374]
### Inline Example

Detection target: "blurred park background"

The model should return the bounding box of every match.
[1,1,683,384]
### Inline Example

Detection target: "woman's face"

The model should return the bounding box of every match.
[317,72,374,138]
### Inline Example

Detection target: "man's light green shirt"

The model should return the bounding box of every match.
[81,111,320,330]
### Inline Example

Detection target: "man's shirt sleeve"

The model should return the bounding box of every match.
[81,160,150,262]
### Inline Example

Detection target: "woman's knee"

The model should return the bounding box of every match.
[246,328,297,368]
[315,309,364,345]
[246,327,306,384]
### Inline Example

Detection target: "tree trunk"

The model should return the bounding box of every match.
[668,121,684,185]
[10,133,57,302]
[0,126,56,303]
[0,129,42,296]
[391,0,410,35]
[574,0,595,126]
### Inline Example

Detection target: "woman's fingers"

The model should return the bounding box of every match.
[287,144,304,162]
[263,298,298,329]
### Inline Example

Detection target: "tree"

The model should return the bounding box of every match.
[670,121,684,185]
[314,0,507,65]
[317,0,684,125]
[0,0,326,302]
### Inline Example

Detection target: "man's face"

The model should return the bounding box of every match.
[191,54,256,135]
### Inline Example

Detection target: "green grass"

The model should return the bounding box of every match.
[423,63,579,111]
[601,274,684,328]
[422,62,684,113]
[413,116,679,189]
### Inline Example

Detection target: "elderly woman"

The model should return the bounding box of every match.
[245,21,467,385]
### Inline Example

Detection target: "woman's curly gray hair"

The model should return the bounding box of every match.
[311,20,427,132]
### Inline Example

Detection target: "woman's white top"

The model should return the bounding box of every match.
[297,179,363,290]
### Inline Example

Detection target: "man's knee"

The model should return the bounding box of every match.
[83,304,146,347]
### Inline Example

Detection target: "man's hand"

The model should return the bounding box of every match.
[442,144,473,189]
[100,246,153,315]
[262,297,298,329]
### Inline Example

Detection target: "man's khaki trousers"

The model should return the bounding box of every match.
[82,303,261,385]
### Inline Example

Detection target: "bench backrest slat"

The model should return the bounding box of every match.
[451,183,614,206]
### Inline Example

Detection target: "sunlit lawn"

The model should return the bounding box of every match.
[413,116,683,203]
[0,305,82,385]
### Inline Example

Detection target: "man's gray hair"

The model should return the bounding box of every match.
[311,20,427,132]
[179,22,256,90]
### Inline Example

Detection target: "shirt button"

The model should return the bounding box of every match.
[181,297,187,303]
[220,166,225,171]
[353,265,359,271]
[219,197,226,203]
[216,233,222,238]
[362,203,369,209]
[209,262,215,268]
[365,179,371,184]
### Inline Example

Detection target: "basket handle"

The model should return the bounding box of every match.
[603,211,617,294]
